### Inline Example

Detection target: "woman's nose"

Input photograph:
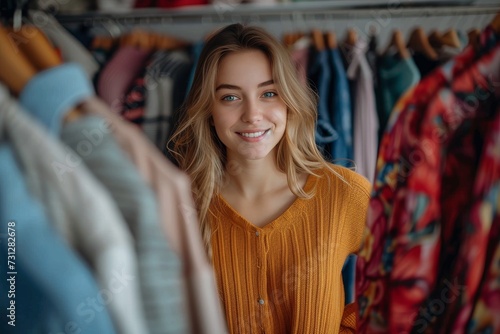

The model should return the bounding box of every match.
[241,100,263,123]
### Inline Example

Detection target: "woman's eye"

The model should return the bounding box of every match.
[262,91,277,98]
[222,95,238,101]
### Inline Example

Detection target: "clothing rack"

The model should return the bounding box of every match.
[54,1,499,25]
[49,0,499,45]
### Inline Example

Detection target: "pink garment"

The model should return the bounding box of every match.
[345,39,378,183]
[84,96,228,334]
[97,46,150,113]
[291,40,310,86]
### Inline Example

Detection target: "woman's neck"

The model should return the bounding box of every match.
[222,157,288,200]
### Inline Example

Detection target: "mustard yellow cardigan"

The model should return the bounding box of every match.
[210,164,371,333]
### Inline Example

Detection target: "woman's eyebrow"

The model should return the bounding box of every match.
[257,79,274,88]
[215,83,240,91]
[215,80,274,91]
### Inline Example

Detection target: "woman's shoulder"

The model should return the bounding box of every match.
[319,164,372,253]
[315,163,372,198]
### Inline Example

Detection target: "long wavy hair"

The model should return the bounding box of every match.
[168,23,339,258]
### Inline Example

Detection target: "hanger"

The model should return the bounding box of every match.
[2,22,83,121]
[155,32,188,50]
[344,28,357,46]
[428,29,461,49]
[465,13,500,53]
[441,29,461,48]
[283,32,293,47]
[384,29,410,59]
[408,27,438,60]
[120,29,188,51]
[91,35,116,52]
[120,29,151,50]
[89,18,121,51]
[7,24,61,70]
[324,31,337,49]
[428,30,444,48]
[490,13,500,33]
[0,23,37,95]
[311,29,325,51]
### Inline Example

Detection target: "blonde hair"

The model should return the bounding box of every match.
[168,23,337,258]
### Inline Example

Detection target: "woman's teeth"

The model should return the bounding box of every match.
[240,130,267,138]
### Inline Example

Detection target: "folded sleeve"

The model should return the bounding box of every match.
[339,302,358,333]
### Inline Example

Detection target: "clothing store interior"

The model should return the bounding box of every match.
[1,0,499,333]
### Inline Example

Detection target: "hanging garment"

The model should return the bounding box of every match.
[170,53,192,130]
[61,115,190,334]
[411,50,442,78]
[328,46,353,166]
[122,64,149,125]
[366,34,379,91]
[308,48,338,159]
[436,45,462,64]
[291,37,311,87]
[209,164,371,333]
[356,25,500,334]
[345,38,379,183]
[410,39,461,79]
[14,64,148,334]
[339,41,358,124]
[19,63,94,136]
[328,45,356,305]
[144,50,192,153]
[144,71,174,152]
[0,148,118,334]
[97,46,151,113]
[466,107,500,331]
[376,54,420,139]
[0,87,117,334]
[186,41,204,95]
[167,54,192,157]
[410,47,500,334]
[143,51,174,151]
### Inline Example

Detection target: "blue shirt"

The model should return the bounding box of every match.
[377,54,420,138]
[308,49,338,157]
[0,146,117,334]
[329,48,354,166]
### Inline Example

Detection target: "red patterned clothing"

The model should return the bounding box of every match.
[458,107,500,334]
[356,25,500,334]
[411,46,500,334]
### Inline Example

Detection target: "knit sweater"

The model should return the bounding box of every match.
[209,164,371,333]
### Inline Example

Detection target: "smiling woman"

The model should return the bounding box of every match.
[168,23,371,333]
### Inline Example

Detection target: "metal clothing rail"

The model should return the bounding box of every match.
[54,1,500,26]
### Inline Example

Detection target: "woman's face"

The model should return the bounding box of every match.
[212,49,287,162]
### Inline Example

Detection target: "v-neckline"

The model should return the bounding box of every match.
[215,173,317,231]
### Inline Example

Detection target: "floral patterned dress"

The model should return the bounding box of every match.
[356,26,500,334]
